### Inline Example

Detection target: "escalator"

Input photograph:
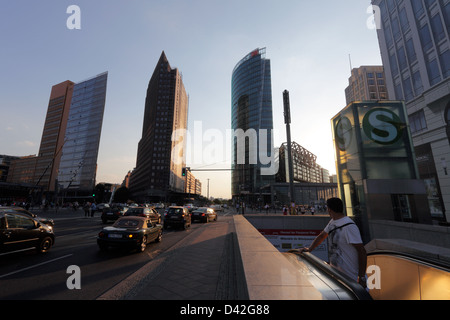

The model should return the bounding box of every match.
[284,252,372,300]
[285,249,450,300]
[366,250,450,300]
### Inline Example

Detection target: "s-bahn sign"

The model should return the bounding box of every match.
[334,104,406,151]
[362,108,405,145]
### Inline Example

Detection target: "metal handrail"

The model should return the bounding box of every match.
[367,250,450,272]
[288,251,373,300]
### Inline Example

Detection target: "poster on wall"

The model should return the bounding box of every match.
[259,229,328,261]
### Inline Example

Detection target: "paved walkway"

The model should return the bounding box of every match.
[97,215,248,300]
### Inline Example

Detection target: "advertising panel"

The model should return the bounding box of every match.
[259,229,328,261]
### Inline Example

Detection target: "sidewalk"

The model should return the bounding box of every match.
[29,207,94,221]
[98,215,249,300]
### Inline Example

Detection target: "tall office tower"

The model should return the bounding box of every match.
[57,72,108,194]
[231,48,275,202]
[129,52,189,202]
[34,80,75,192]
[372,0,450,222]
[345,66,389,105]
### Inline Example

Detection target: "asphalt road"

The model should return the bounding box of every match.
[0,212,229,300]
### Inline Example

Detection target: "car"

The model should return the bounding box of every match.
[124,206,161,224]
[0,206,54,229]
[101,205,128,224]
[191,207,217,223]
[154,203,165,209]
[0,211,55,255]
[163,206,191,230]
[211,205,223,212]
[97,216,162,253]
[184,203,196,213]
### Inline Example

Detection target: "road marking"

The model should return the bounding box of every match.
[0,254,73,279]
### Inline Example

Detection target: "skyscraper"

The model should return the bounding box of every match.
[57,72,108,193]
[7,73,108,201]
[129,52,188,202]
[35,80,75,192]
[231,48,275,201]
[345,66,389,105]
[372,0,450,222]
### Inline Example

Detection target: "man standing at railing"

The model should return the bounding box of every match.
[294,197,367,288]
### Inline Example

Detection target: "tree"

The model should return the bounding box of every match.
[114,186,130,203]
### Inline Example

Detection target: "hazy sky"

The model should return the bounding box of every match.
[0,1,382,199]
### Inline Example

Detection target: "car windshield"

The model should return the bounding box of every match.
[126,208,143,214]
[167,208,184,215]
[113,219,142,228]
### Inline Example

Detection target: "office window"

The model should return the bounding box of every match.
[412,0,425,18]
[412,71,424,95]
[395,83,404,100]
[409,110,427,134]
[443,2,450,34]
[426,58,442,86]
[439,50,450,79]
[430,13,445,42]
[399,7,410,32]
[397,46,408,71]
[390,53,399,76]
[405,38,417,63]
[403,77,414,101]
[419,24,433,52]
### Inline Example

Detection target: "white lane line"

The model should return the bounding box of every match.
[0,254,73,279]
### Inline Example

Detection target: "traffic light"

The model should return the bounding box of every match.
[182,167,191,177]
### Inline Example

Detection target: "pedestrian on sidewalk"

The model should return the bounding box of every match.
[84,202,90,217]
[90,202,97,217]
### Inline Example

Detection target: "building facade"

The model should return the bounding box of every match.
[372,0,450,222]
[129,51,189,202]
[345,66,389,105]
[35,80,75,192]
[57,72,108,193]
[231,48,275,202]
[7,73,108,202]
[184,169,202,196]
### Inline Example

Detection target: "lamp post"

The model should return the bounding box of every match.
[283,90,295,207]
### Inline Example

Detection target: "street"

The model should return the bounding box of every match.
[0,210,231,300]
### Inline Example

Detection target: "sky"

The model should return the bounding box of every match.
[0,0,383,199]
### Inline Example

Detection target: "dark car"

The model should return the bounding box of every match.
[191,207,217,223]
[124,207,161,224]
[97,216,162,253]
[1,206,54,229]
[0,211,55,255]
[163,206,191,230]
[101,205,128,224]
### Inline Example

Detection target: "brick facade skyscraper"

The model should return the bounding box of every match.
[129,52,189,202]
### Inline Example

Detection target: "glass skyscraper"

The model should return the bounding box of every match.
[231,48,275,200]
[58,72,108,192]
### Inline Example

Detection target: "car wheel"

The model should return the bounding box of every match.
[155,231,162,242]
[37,237,53,253]
[138,236,147,252]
